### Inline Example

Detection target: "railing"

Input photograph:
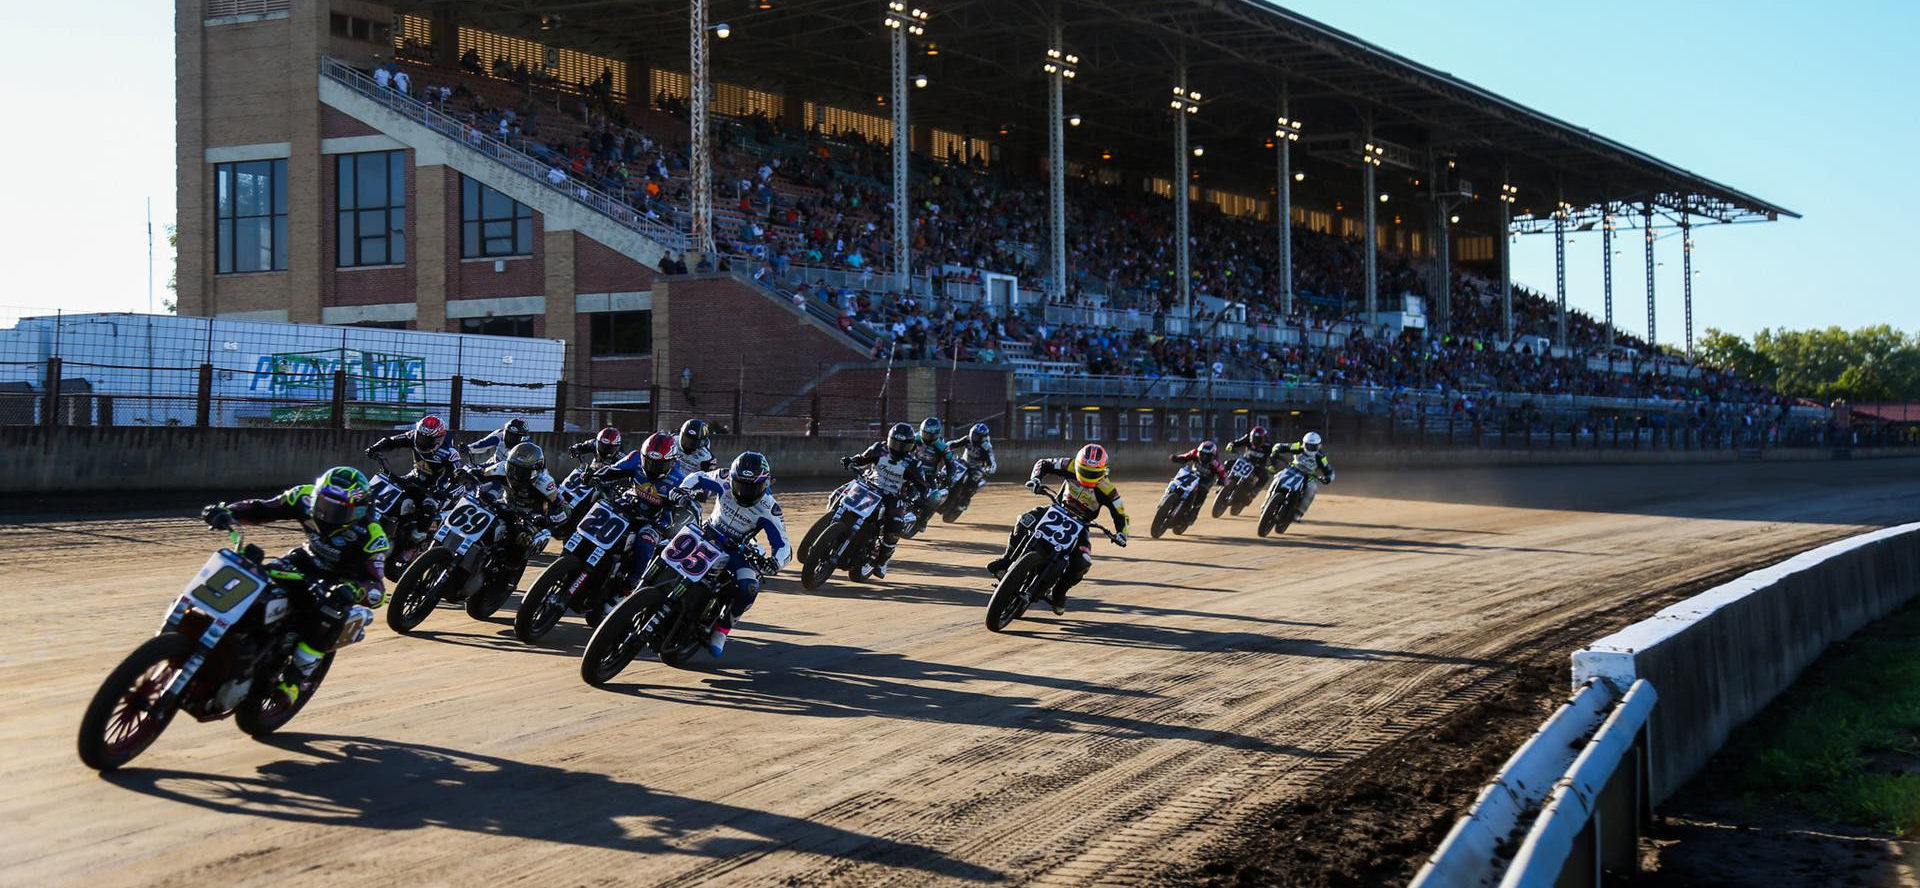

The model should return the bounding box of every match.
[320,57,691,253]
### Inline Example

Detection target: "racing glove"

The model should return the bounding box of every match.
[1113,532,1128,547]
[201,504,235,531]
[1025,478,1045,495]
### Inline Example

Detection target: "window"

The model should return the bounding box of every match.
[1083,410,1103,442]
[1116,412,1130,442]
[337,151,406,267]
[215,159,287,273]
[460,315,536,338]
[1187,413,1203,442]
[590,311,652,357]
[462,177,534,258]
[1137,411,1153,442]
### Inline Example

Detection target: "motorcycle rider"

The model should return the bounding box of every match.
[566,427,627,470]
[987,444,1130,616]
[585,432,689,619]
[908,417,959,521]
[467,442,566,590]
[1222,424,1282,494]
[947,421,998,480]
[677,452,792,657]
[1275,431,1336,518]
[364,415,461,486]
[466,417,531,467]
[1169,439,1229,494]
[841,422,931,580]
[672,418,719,476]
[200,467,390,707]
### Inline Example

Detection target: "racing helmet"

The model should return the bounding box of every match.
[639,432,677,481]
[502,417,530,447]
[919,416,944,444]
[1302,431,1323,453]
[505,442,545,487]
[411,415,447,453]
[593,427,623,462]
[1071,443,1109,488]
[678,418,711,456]
[729,451,772,506]
[1248,425,1269,448]
[311,466,373,528]
[886,422,915,458]
[968,422,991,446]
[1197,439,1218,459]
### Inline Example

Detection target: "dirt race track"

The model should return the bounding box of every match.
[3,459,1917,887]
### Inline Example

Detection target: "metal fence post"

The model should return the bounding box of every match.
[648,383,660,433]
[449,375,464,431]
[42,356,63,428]
[809,391,822,437]
[196,364,213,427]
[553,380,569,433]
[330,370,348,429]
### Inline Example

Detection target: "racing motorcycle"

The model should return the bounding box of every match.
[1150,464,1208,538]
[940,462,986,523]
[1210,455,1260,518]
[76,529,375,771]
[579,522,777,685]
[984,488,1123,632]
[552,464,600,542]
[513,484,676,642]
[1257,464,1316,538]
[386,488,550,632]
[368,453,450,580]
[905,473,948,538]
[797,474,889,589]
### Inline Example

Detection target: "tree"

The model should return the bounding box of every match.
[1694,325,1920,402]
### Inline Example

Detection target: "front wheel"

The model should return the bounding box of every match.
[465,559,523,620]
[77,633,195,771]
[580,581,670,687]
[1210,484,1231,519]
[515,554,585,643]
[801,520,849,590]
[235,649,335,737]
[985,550,1050,633]
[1150,497,1174,539]
[387,546,455,634]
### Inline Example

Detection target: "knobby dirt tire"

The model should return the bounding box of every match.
[985,551,1050,633]
[801,522,851,590]
[580,581,670,687]
[515,553,585,643]
[387,546,455,634]
[77,633,195,772]
[235,650,335,737]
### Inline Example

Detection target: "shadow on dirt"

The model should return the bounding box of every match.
[105,733,1004,882]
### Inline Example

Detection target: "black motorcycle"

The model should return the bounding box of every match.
[367,453,451,580]
[1257,464,1317,538]
[1209,455,1261,517]
[580,522,777,685]
[77,529,375,771]
[386,489,550,632]
[940,463,986,523]
[984,489,1123,632]
[797,475,890,589]
[1150,464,1208,538]
[514,483,676,642]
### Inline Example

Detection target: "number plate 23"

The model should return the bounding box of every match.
[1031,506,1083,551]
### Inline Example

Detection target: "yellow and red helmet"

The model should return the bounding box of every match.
[1071,443,1109,488]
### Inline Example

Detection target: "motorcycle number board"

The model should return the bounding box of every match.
[839,482,882,518]
[575,502,630,550]
[661,527,726,582]
[561,471,594,506]
[1032,506,1082,550]
[1229,459,1254,479]
[183,551,267,616]
[438,497,497,545]
[367,475,406,515]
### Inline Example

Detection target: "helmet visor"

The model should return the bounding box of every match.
[1073,464,1107,488]
[312,495,367,527]
[731,474,769,505]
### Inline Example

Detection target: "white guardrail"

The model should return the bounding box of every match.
[1412,521,1920,887]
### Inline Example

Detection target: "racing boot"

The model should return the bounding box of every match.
[1048,585,1068,616]
[871,541,898,579]
[272,641,327,707]
[707,616,733,657]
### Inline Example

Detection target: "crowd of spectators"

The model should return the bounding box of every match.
[362,56,1784,412]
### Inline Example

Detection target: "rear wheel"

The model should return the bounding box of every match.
[659,591,719,670]
[77,633,194,771]
[1210,484,1231,519]
[802,522,851,590]
[580,581,671,687]
[985,550,1050,633]
[386,547,455,634]
[1272,494,1299,537]
[235,649,335,737]
[465,559,522,620]
[515,554,585,642]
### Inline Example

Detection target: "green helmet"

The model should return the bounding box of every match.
[311,466,373,527]
[919,416,943,444]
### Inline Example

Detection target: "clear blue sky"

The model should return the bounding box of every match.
[0,1,1912,343]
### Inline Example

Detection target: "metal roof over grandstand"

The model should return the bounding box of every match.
[403,0,1797,228]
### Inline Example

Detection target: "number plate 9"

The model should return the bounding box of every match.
[181,551,266,616]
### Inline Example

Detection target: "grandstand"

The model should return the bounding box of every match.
[172,0,1801,444]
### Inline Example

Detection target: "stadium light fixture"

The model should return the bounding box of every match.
[883,1,929,35]
[1170,86,1201,115]
[1361,143,1384,167]
[1378,193,1389,203]
[1192,145,1205,157]
[1450,214,1460,224]
[1294,171,1305,182]
[1043,48,1080,79]
[1498,183,1518,204]
[913,73,929,88]
[1274,115,1302,142]
[711,22,732,38]
[1067,113,1082,127]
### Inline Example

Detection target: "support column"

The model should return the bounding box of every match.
[1046,25,1068,301]
[890,17,911,292]
[544,231,579,393]
[1431,160,1450,336]
[688,0,715,259]
[413,165,448,331]
[1682,215,1695,355]
[1173,65,1193,318]
[1362,117,1378,326]
[1554,211,1568,347]
[1602,207,1615,349]
[1499,178,1513,343]
[1643,202,1657,347]
[1277,91,1295,318]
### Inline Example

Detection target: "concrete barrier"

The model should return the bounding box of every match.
[1573,522,1920,803]
[0,426,1910,494]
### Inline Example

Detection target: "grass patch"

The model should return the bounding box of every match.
[1700,600,1920,836]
